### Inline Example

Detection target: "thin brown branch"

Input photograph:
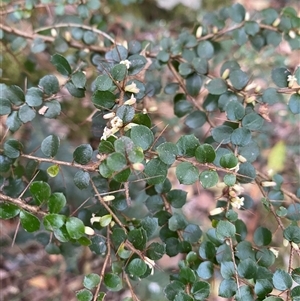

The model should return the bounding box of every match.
[21,153,100,172]
[0,193,46,216]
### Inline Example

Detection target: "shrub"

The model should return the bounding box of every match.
[0,1,299,300]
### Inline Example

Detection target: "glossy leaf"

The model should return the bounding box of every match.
[144,158,168,185]
[272,269,293,291]
[229,69,249,90]
[73,144,93,165]
[104,273,122,291]
[130,125,154,150]
[74,170,90,189]
[184,110,206,129]
[92,90,116,110]
[83,273,100,289]
[199,170,218,188]
[66,217,85,239]
[51,53,72,76]
[30,181,51,205]
[176,162,199,185]
[166,189,187,208]
[4,139,22,159]
[0,203,20,219]
[48,192,66,214]
[186,73,202,96]
[94,75,113,91]
[176,134,200,157]
[206,78,228,95]
[20,210,40,232]
[195,144,216,163]
[41,135,60,157]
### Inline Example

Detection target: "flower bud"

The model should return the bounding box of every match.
[221,68,230,80]
[238,155,247,163]
[288,30,296,39]
[245,96,256,104]
[103,195,115,202]
[212,26,218,34]
[272,18,281,27]
[85,226,95,235]
[103,112,116,119]
[261,181,277,187]
[196,26,203,38]
[125,82,140,94]
[132,162,144,171]
[209,207,225,216]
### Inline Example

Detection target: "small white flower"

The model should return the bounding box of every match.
[125,82,140,94]
[124,94,137,106]
[232,184,244,195]
[111,116,123,128]
[231,196,244,209]
[101,126,119,140]
[287,75,296,87]
[90,214,101,224]
[120,59,131,69]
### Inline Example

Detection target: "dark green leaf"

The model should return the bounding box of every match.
[220,261,235,279]
[25,87,43,107]
[73,144,93,165]
[206,78,228,95]
[237,162,256,183]
[164,281,185,301]
[144,158,168,185]
[254,227,272,246]
[220,153,238,169]
[1,84,25,105]
[130,125,154,150]
[283,225,300,243]
[20,210,40,232]
[94,75,113,91]
[231,128,251,146]
[191,281,210,300]
[89,236,107,254]
[0,203,20,219]
[107,152,127,172]
[83,273,100,290]
[192,58,208,75]
[30,181,51,205]
[39,75,59,95]
[128,54,147,75]
[216,220,236,239]
[66,217,85,239]
[74,170,90,189]
[233,28,248,45]
[168,213,188,231]
[65,81,85,98]
[76,289,93,301]
[44,214,65,232]
[111,64,127,81]
[176,134,200,157]
[41,135,60,157]
[254,279,273,297]
[166,189,187,208]
[288,94,300,114]
[184,110,206,129]
[273,269,293,291]
[48,192,66,214]
[229,3,245,23]
[4,139,22,159]
[225,99,245,120]
[18,104,36,123]
[199,170,218,188]
[218,279,237,298]
[195,144,216,163]
[271,67,291,87]
[197,41,214,59]
[0,98,12,115]
[211,125,233,144]
[127,258,147,277]
[196,261,213,280]
[244,21,260,36]
[242,112,264,131]
[71,71,86,89]
[237,258,257,279]
[51,53,72,76]
[176,162,199,185]
[186,73,202,96]
[104,273,122,291]
[183,224,202,243]
[128,228,147,250]
[199,241,216,260]
[42,100,61,118]
[229,69,249,90]
[92,90,116,110]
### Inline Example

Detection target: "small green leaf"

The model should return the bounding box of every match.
[197,41,214,59]
[195,144,216,163]
[144,158,168,185]
[83,273,100,289]
[242,112,264,131]
[164,281,185,301]
[76,289,93,301]
[48,192,66,214]
[273,269,293,291]
[176,134,200,157]
[130,125,154,151]
[18,104,36,123]
[66,217,85,239]
[191,281,210,300]
[197,261,213,280]
[166,189,187,208]
[216,220,236,239]
[20,210,40,232]
[271,67,291,88]
[157,142,178,165]
[111,64,127,81]
[184,110,206,129]
[253,227,272,246]
[229,69,249,90]
[89,236,107,255]
[283,225,300,243]
[127,258,147,277]
[225,99,245,120]
[51,53,72,76]
[186,73,202,96]
[47,164,59,177]
[0,203,20,219]
[73,144,93,165]
[206,78,228,95]
[4,139,22,159]
[39,75,59,95]
[107,152,127,172]
[169,213,188,231]
[254,279,273,297]
[92,90,116,110]
[218,279,237,298]
[262,87,281,105]
[244,21,260,36]
[292,268,300,284]
[74,170,90,189]
[0,98,12,115]
[43,214,66,231]
[128,228,147,250]
[146,242,165,260]
[30,181,51,205]
[71,71,86,89]
[288,94,300,114]
[65,81,85,98]
[224,174,236,186]
[42,100,61,118]
[199,170,219,188]
[237,258,257,279]
[128,54,147,75]
[100,214,112,227]
[104,273,122,291]
[41,135,60,157]
[211,125,234,144]
[94,74,113,91]
[176,162,199,185]
[183,224,202,243]
[229,3,245,23]
[220,153,238,169]
[231,128,251,146]
[25,87,43,107]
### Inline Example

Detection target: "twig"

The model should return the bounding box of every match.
[0,193,46,216]
[35,23,116,44]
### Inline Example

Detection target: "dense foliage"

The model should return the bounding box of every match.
[1,1,300,300]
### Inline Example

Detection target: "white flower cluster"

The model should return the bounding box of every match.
[229,184,245,209]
